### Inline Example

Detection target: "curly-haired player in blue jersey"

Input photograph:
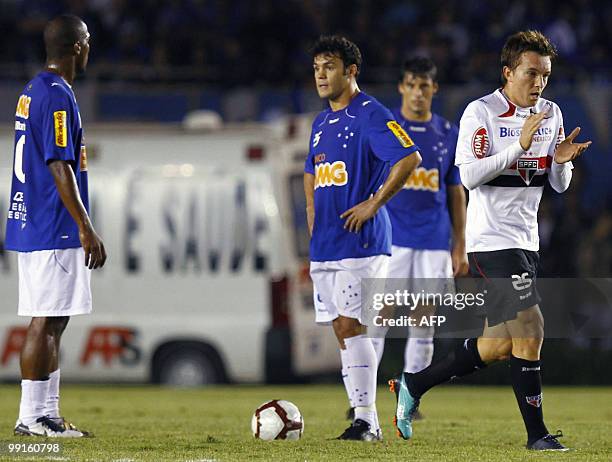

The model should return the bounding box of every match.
[304,35,422,440]
[6,15,106,437]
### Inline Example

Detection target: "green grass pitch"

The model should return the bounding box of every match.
[0,384,610,461]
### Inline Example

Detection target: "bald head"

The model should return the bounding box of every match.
[44,15,88,60]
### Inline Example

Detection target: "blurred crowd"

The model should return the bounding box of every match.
[539,171,611,278]
[539,169,612,350]
[1,0,610,85]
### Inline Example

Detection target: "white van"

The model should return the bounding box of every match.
[0,122,340,384]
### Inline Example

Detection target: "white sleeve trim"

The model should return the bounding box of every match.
[548,158,573,193]
[458,141,525,190]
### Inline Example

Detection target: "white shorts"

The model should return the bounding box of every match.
[310,255,389,325]
[18,248,92,317]
[388,246,453,279]
[387,246,454,295]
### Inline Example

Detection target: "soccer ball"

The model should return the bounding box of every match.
[251,399,304,440]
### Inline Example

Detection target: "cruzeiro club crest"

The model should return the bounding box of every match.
[516,159,539,185]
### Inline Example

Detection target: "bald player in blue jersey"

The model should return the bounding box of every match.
[369,57,469,381]
[7,15,105,437]
[304,36,421,441]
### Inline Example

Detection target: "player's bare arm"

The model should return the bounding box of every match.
[447,184,469,277]
[341,152,421,232]
[48,160,106,269]
[304,172,315,236]
[554,127,592,163]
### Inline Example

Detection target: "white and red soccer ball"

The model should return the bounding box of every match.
[251,400,304,441]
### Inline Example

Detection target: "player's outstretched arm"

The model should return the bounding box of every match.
[48,160,107,269]
[341,152,421,232]
[304,172,315,237]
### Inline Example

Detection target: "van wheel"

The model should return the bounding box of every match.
[152,343,225,386]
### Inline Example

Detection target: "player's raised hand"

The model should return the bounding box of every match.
[519,111,548,151]
[80,225,107,269]
[340,197,379,232]
[554,127,592,164]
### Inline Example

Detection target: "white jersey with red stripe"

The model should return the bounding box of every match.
[455,89,569,253]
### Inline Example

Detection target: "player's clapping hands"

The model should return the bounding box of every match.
[554,127,592,163]
[340,197,379,232]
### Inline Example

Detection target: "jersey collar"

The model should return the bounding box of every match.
[496,88,534,117]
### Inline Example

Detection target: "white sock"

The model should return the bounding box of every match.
[368,325,388,368]
[404,325,435,373]
[340,349,355,408]
[44,369,61,419]
[370,337,386,368]
[355,403,378,432]
[19,379,50,427]
[344,334,378,430]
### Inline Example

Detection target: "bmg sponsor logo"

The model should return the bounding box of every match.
[403,167,439,192]
[15,95,31,119]
[314,161,348,189]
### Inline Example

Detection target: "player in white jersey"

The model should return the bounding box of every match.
[389,31,591,451]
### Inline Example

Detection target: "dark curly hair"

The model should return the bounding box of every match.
[500,30,557,86]
[310,35,362,76]
[399,56,438,83]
